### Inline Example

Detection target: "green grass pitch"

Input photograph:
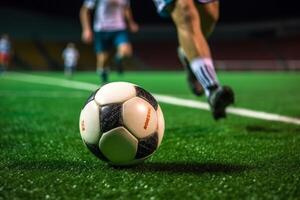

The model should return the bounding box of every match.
[0,71,300,199]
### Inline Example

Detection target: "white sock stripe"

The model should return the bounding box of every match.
[196,69,209,87]
[191,58,219,91]
[154,94,300,125]
[204,61,220,85]
[204,64,216,82]
[203,58,217,83]
[203,66,214,85]
[208,66,219,83]
[200,66,213,86]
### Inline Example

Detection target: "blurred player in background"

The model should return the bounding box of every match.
[0,34,12,73]
[62,43,79,79]
[80,0,139,84]
[153,0,234,120]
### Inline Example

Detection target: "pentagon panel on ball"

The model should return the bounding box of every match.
[79,82,165,166]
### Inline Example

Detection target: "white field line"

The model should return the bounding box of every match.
[3,72,300,125]
[0,91,87,98]
[2,72,99,91]
[154,95,300,125]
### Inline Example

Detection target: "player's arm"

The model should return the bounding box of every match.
[124,5,139,33]
[79,4,93,43]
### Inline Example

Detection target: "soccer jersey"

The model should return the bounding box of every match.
[62,47,79,68]
[0,38,11,54]
[84,0,130,32]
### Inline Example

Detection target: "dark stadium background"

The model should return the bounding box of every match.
[0,0,299,71]
[1,1,300,23]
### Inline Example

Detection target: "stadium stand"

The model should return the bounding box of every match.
[1,8,299,71]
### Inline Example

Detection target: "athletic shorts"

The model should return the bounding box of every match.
[94,30,130,53]
[153,0,217,17]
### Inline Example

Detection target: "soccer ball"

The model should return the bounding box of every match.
[79,82,165,166]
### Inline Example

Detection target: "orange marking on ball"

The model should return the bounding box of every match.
[144,107,151,130]
[81,120,85,131]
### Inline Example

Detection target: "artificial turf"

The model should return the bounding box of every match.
[0,71,300,199]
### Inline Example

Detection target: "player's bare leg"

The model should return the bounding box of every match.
[172,0,210,96]
[96,52,110,84]
[115,43,133,75]
[171,0,211,59]
[196,1,219,37]
[177,1,219,96]
[64,68,72,79]
[171,0,234,120]
[177,47,204,96]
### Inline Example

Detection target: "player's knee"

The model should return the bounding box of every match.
[181,4,194,25]
[174,0,194,25]
[118,44,132,58]
[173,0,197,30]
[97,53,109,67]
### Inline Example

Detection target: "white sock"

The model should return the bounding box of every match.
[190,58,219,96]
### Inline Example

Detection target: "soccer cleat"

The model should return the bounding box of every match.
[177,47,204,96]
[208,86,235,120]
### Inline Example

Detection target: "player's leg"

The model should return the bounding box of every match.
[94,31,112,83]
[64,61,72,78]
[64,65,70,78]
[171,0,216,92]
[196,1,219,38]
[170,0,234,119]
[115,31,132,75]
[196,1,235,119]
[171,0,210,57]
[116,43,132,74]
[177,1,219,96]
[65,66,76,79]
[96,52,110,84]
[177,46,204,96]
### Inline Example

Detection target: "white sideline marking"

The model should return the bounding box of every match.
[3,72,300,125]
[3,73,99,91]
[155,94,300,125]
[0,91,87,98]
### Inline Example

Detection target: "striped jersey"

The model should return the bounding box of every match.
[84,0,130,31]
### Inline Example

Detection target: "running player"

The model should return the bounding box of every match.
[80,0,139,84]
[0,34,11,73]
[62,43,79,78]
[153,0,234,120]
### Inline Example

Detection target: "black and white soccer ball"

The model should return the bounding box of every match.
[79,82,165,166]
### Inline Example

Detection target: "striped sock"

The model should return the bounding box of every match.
[190,58,219,96]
